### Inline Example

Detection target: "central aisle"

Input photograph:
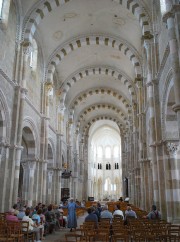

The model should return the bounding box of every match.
[45,212,88,242]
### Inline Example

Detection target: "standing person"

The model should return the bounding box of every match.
[61,197,81,232]
[143,205,161,220]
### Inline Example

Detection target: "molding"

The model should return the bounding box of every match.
[157,44,170,80]
[0,68,16,87]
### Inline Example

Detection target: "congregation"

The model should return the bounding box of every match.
[1,198,178,242]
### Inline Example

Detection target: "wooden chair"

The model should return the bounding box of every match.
[7,221,24,242]
[0,221,15,241]
[112,234,129,242]
[65,233,82,241]
[21,221,35,242]
[113,214,123,220]
[99,218,111,224]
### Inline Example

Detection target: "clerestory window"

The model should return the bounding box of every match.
[160,0,166,14]
[0,0,3,18]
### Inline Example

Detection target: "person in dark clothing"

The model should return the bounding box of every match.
[84,207,98,229]
[92,205,100,222]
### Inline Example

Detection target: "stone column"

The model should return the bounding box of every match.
[144,37,160,209]
[12,42,30,204]
[47,170,54,204]
[0,141,10,211]
[134,167,141,207]
[163,3,180,137]
[165,142,180,223]
[42,161,47,204]
[13,146,24,203]
[28,161,36,206]
[21,161,29,205]
[139,160,145,209]
[143,159,151,210]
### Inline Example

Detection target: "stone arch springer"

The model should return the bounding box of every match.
[22,0,151,45]
[0,89,10,144]
[22,117,40,158]
[59,66,138,106]
[48,137,56,166]
[46,34,142,82]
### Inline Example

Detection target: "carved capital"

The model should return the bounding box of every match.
[163,5,180,23]
[166,142,179,155]
[172,103,180,113]
[142,32,154,41]
[21,41,32,56]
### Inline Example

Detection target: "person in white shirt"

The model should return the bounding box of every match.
[113,204,124,220]
[22,208,41,242]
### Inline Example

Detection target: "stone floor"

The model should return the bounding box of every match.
[43,212,87,242]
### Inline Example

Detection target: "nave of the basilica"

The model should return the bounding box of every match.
[0,0,180,223]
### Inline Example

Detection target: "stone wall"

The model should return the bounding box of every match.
[0,2,16,80]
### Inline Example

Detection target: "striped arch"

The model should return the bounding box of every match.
[60,66,137,105]
[22,0,151,44]
[22,117,40,158]
[81,115,128,137]
[47,35,142,81]
[69,87,132,115]
[75,104,129,132]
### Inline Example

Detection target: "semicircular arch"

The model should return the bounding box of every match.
[46,35,142,82]
[60,66,137,106]
[22,0,151,45]
[69,87,132,117]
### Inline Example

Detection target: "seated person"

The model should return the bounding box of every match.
[58,208,67,227]
[125,206,137,219]
[6,209,19,221]
[84,207,98,229]
[12,204,19,216]
[143,205,161,220]
[100,205,113,220]
[113,204,124,220]
[17,207,25,220]
[44,204,56,233]
[22,208,41,242]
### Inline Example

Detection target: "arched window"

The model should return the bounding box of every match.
[160,0,166,14]
[105,146,111,158]
[0,0,11,27]
[0,0,3,17]
[106,163,111,170]
[98,163,102,170]
[97,146,103,158]
[113,146,119,158]
[30,39,38,71]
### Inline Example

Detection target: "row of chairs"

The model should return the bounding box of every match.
[0,219,35,242]
[58,216,180,242]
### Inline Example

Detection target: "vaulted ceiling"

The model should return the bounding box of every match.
[20,0,152,136]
